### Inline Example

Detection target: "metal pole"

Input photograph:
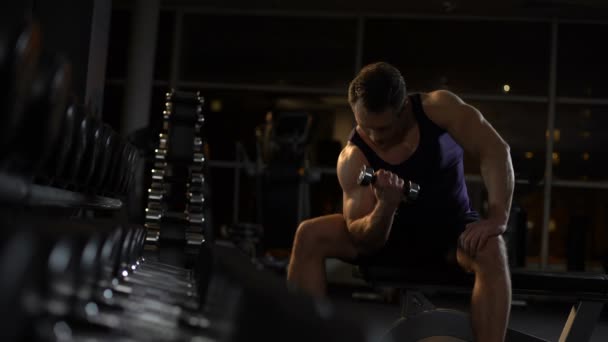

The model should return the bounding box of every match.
[121,0,161,136]
[541,18,559,269]
[232,144,242,224]
[85,0,112,117]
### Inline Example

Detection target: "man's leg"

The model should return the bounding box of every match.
[457,236,511,342]
[287,214,359,298]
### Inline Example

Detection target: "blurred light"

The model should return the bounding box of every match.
[122,270,129,277]
[53,321,72,341]
[103,289,113,299]
[85,302,99,316]
[527,221,534,230]
[442,1,457,12]
[583,152,590,161]
[525,152,534,159]
[582,108,592,118]
[581,131,591,139]
[210,99,222,112]
[545,129,560,142]
[552,152,560,165]
[503,84,511,93]
[549,219,557,233]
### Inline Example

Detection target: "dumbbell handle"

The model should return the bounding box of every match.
[357,166,420,203]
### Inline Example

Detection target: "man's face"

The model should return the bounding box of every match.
[353,99,402,150]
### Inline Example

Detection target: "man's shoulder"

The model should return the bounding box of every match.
[417,90,469,130]
[421,90,465,107]
[337,142,370,190]
[339,142,366,166]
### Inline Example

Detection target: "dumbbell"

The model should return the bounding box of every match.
[39,96,76,185]
[0,20,41,158]
[89,125,117,194]
[2,51,71,174]
[357,166,421,203]
[78,118,104,190]
[37,230,212,342]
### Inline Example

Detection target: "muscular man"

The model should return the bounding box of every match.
[287,62,514,342]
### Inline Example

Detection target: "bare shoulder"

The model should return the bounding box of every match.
[421,90,475,130]
[337,143,369,192]
[423,90,466,107]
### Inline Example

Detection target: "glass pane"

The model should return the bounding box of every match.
[557,23,608,98]
[549,187,608,272]
[180,15,358,87]
[516,188,545,268]
[363,19,551,96]
[553,104,608,181]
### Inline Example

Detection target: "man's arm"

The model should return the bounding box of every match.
[426,90,514,227]
[337,145,402,254]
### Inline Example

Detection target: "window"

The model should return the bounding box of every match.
[363,19,551,95]
[550,187,608,272]
[180,15,358,87]
[557,23,608,98]
[553,105,608,181]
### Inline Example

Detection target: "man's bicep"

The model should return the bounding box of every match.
[342,187,374,226]
[337,146,375,226]
[450,105,508,156]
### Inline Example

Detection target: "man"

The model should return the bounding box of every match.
[287,62,514,342]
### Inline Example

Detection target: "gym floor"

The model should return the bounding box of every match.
[326,259,608,341]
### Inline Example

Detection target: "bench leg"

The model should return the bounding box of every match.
[559,301,604,342]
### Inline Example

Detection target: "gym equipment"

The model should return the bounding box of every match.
[0,20,41,157]
[2,50,71,174]
[145,89,209,265]
[358,166,421,203]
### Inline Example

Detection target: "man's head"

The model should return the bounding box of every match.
[348,62,407,113]
[348,62,408,149]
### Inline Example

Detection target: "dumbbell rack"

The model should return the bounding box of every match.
[144,90,208,264]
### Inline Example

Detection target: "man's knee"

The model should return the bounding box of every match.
[293,219,317,249]
[476,236,508,273]
[293,216,341,255]
[456,236,508,274]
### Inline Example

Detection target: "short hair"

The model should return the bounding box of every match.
[348,62,407,114]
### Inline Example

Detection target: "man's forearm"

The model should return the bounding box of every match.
[347,202,396,253]
[480,145,514,226]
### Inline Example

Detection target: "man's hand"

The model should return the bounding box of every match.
[458,219,506,257]
[372,169,404,213]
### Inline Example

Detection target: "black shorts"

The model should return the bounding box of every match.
[351,212,480,271]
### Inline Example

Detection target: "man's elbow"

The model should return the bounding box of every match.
[347,226,388,255]
[481,139,510,160]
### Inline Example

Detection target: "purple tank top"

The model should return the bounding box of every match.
[348,93,478,227]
